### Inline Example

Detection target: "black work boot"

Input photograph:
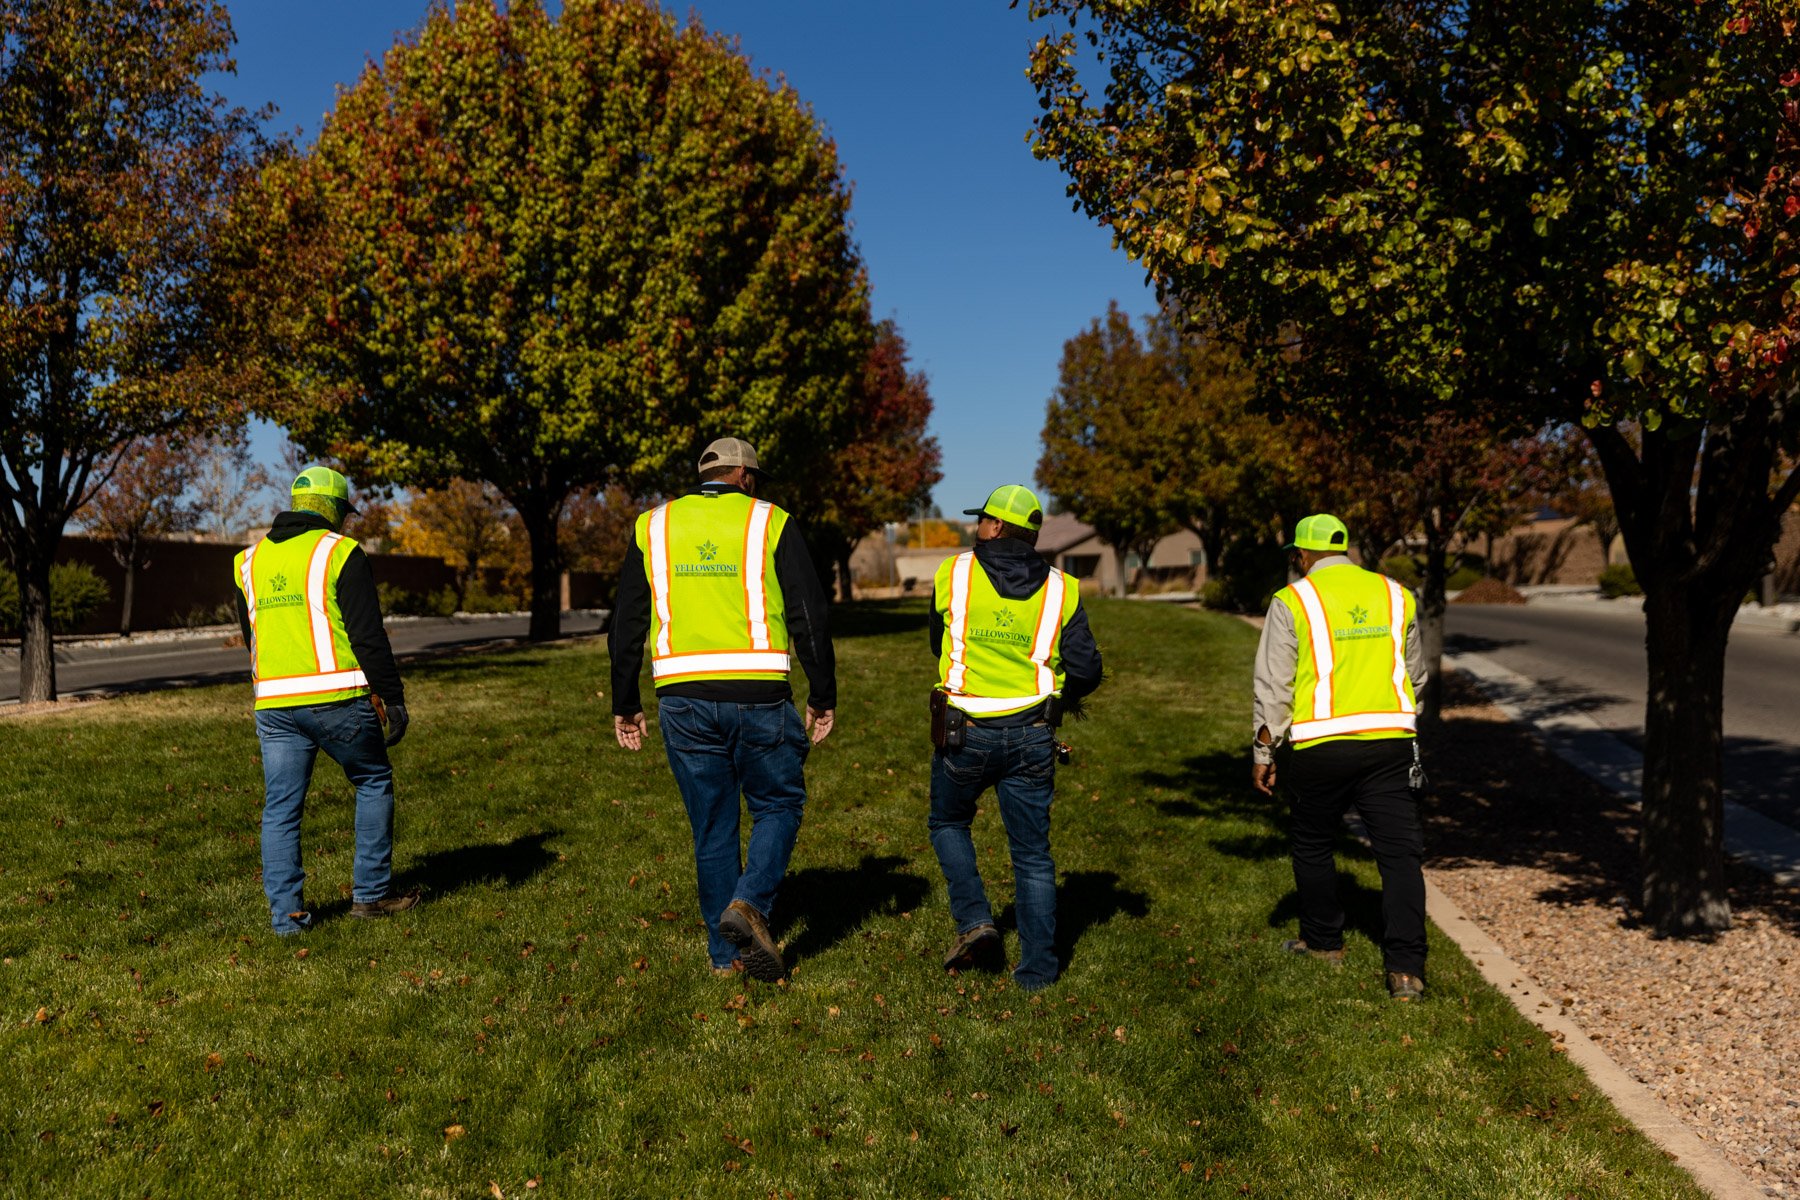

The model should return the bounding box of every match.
[943,923,1003,972]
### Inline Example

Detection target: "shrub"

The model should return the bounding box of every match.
[1446,565,1483,592]
[176,601,240,629]
[1199,579,1234,611]
[1598,563,1642,598]
[377,582,457,617]
[462,584,523,614]
[0,562,112,634]
[1380,555,1422,588]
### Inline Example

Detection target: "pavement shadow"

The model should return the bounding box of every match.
[1723,735,1800,833]
[828,601,930,641]
[774,853,930,961]
[1445,632,1526,654]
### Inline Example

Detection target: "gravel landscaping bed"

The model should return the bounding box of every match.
[1427,673,1800,1196]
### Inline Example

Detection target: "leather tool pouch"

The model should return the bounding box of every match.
[1044,695,1064,728]
[930,689,966,750]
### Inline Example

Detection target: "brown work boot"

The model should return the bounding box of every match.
[1282,938,1345,964]
[349,893,420,919]
[1386,972,1425,1001]
[710,959,744,979]
[718,899,786,982]
[943,923,1003,972]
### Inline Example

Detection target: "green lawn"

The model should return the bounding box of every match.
[1,601,1700,1198]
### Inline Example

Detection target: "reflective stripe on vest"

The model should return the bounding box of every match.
[239,531,369,706]
[1288,572,1415,744]
[941,552,1068,714]
[644,495,792,682]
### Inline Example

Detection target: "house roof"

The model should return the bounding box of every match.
[1036,512,1098,556]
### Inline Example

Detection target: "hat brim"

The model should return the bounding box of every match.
[962,507,986,517]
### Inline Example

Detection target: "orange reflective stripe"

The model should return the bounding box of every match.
[1291,578,1334,720]
[944,552,974,693]
[744,500,774,650]
[646,504,673,658]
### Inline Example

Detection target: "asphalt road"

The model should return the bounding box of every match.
[0,611,609,703]
[1445,601,1800,831]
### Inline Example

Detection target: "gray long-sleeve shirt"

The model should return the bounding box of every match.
[1251,556,1427,764]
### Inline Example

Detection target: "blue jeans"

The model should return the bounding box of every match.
[928,722,1059,990]
[658,697,809,969]
[255,698,396,934]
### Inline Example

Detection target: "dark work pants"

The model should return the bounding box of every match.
[1282,737,1426,978]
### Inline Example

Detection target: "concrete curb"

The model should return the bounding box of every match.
[1422,879,1767,1200]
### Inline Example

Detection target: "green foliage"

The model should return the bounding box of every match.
[0,603,1705,1196]
[1446,565,1484,593]
[0,563,111,634]
[1599,563,1643,599]
[376,583,458,619]
[223,0,871,628]
[462,584,524,615]
[1380,555,1423,590]
[0,0,262,698]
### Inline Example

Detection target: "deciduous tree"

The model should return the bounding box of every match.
[395,479,513,611]
[224,0,870,640]
[0,0,261,699]
[74,437,200,636]
[1027,0,1800,934]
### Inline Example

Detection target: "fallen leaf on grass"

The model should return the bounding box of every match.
[203,1053,223,1073]
[294,949,309,960]
[489,1182,504,1199]
[34,1007,49,1024]
[147,1100,165,1117]
[444,1124,467,1141]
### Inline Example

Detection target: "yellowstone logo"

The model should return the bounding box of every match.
[258,570,304,609]
[675,540,738,577]
[970,605,1030,647]
[1334,602,1391,641]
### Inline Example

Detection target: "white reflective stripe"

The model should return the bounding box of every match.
[646,504,673,659]
[254,669,370,700]
[1292,710,1418,741]
[306,533,344,672]
[651,650,791,679]
[744,499,774,649]
[1291,577,1334,721]
[949,691,1054,715]
[239,543,258,624]
[1028,570,1065,695]
[944,552,974,693]
[1385,578,1415,715]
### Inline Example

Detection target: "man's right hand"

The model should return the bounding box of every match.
[383,702,410,747]
[1251,761,1277,796]
[614,712,648,751]
[805,707,835,745]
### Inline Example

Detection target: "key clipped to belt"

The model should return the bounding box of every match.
[1408,740,1428,792]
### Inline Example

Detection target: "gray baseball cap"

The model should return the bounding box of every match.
[697,436,765,477]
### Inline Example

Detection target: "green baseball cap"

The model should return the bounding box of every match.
[291,465,358,515]
[1286,513,1349,552]
[963,484,1044,530]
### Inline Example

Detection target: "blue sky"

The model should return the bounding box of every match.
[220,1,1153,514]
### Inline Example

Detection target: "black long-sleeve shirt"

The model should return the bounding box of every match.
[234,510,406,706]
[609,483,837,716]
[928,535,1104,727]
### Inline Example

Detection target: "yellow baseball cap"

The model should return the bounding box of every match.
[291,465,358,515]
[1286,513,1348,552]
[963,484,1044,530]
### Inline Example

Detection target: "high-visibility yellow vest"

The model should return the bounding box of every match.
[233,529,370,710]
[1276,562,1417,748]
[934,550,1080,718]
[636,491,792,686]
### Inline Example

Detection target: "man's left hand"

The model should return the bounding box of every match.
[1251,761,1277,796]
[805,707,835,745]
[615,712,648,751]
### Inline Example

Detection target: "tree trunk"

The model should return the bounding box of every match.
[836,552,853,603]
[120,559,136,638]
[18,551,57,703]
[1638,580,1735,935]
[1415,533,1448,724]
[517,499,564,642]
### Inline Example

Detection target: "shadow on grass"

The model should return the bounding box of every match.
[774,853,930,961]
[992,869,1151,971]
[828,601,930,640]
[404,651,563,683]
[395,831,561,897]
[1265,872,1385,946]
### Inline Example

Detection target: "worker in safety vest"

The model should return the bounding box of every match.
[927,484,1103,992]
[232,467,415,935]
[609,437,837,983]
[1251,513,1429,1001]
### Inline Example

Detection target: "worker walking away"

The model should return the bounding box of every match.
[927,484,1103,992]
[1251,513,1430,1001]
[233,466,414,935]
[610,437,837,983]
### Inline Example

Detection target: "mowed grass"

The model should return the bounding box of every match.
[0,600,1700,1199]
